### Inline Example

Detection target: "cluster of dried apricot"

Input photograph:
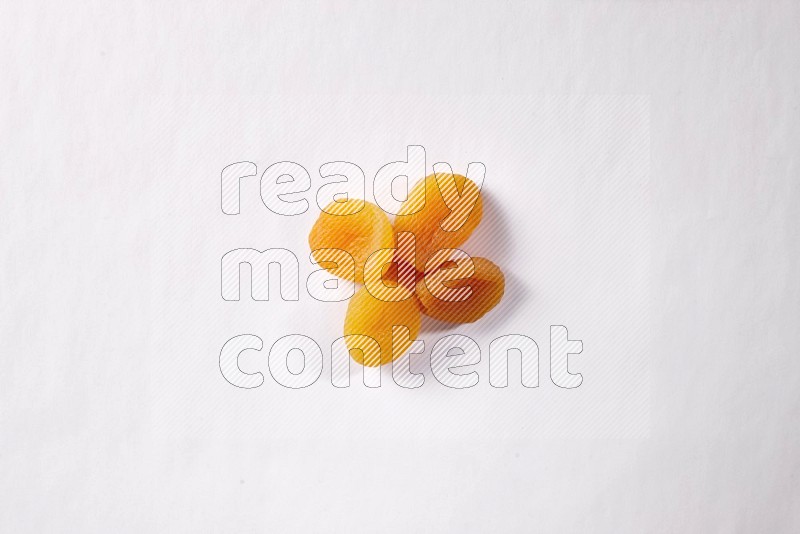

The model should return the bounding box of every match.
[309,173,505,367]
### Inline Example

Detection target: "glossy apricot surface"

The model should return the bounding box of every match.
[393,173,483,272]
[416,256,505,323]
[343,286,421,366]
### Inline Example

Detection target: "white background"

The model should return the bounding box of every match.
[1,1,798,532]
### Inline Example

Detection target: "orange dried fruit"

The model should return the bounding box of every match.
[393,173,483,272]
[416,255,505,323]
[309,200,394,283]
[343,286,422,366]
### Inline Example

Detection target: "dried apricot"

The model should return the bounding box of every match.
[309,200,394,283]
[416,255,504,323]
[344,286,422,366]
[393,173,483,272]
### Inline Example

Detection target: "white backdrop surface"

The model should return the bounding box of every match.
[1,2,798,532]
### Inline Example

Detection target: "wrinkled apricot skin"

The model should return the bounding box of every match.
[416,257,505,323]
[393,173,483,273]
[309,200,394,283]
[344,286,422,366]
